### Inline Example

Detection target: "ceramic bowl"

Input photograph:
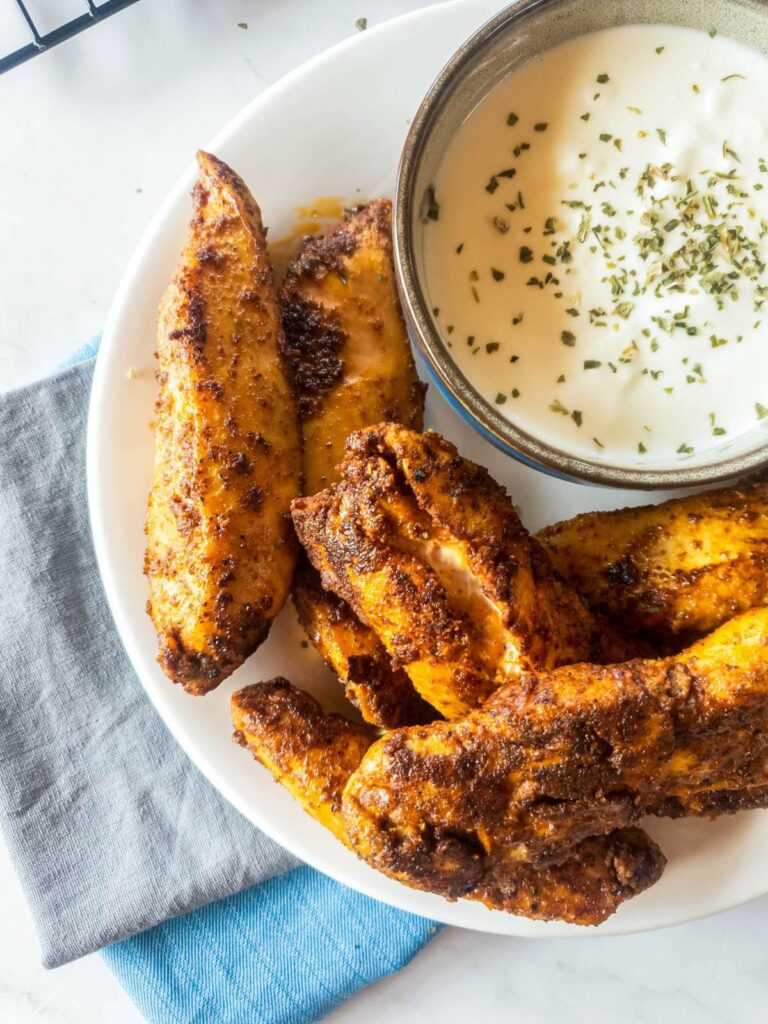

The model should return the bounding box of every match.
[394,0,768,488]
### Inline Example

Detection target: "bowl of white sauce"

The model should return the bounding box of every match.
[395,0,768,487]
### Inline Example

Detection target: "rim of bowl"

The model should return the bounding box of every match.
[393,0,768,489]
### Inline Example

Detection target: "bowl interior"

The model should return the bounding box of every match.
[396,0,768,488]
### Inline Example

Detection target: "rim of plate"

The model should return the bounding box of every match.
[87,0,765,938]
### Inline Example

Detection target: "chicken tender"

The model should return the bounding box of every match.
[342,608,768,899]
[281,200,432,725]
[537,481,768,646]
[231,679,664,923]
[292,424,632,718]
[145,152,301,694]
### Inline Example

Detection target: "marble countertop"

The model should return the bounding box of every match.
[2,1,768,1020]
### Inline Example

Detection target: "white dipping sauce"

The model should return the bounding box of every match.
[423,24,768,461]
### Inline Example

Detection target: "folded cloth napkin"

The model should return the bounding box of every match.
[0,343,436,1023]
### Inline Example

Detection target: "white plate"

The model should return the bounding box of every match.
[87,0,768,937]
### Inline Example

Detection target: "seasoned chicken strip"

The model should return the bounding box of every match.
[145,152,301,694]
[292,424,632,718]
[232,679,375,845]
[537,481,768,646]
[280,199,425,495]
[292,561,437,728]
[281,200,432,725]
[231,679,664,923]
[343,608,768,899]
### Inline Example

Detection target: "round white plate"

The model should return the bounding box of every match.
[87,0,768,937]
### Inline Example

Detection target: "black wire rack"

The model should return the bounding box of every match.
[1,0,141,74]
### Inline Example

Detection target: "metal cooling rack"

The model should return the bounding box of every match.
[1,0,140,74]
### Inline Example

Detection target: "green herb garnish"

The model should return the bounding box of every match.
[550,399,570,415]
[422,184,439,222]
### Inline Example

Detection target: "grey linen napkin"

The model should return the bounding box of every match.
[0,358,298,968]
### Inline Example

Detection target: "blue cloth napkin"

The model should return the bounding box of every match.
[0,339,437,1023]
[103,865,437,1024]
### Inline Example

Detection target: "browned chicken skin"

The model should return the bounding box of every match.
[231,678,664,924]
[537,481,768,647]
[343,608,768,902]
[281,202,432,725]
[292,424,633,718]
[145,152,301,693]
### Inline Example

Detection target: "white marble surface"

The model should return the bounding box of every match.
[2,1,768,1021]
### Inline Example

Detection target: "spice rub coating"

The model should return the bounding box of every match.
[537,481,768,646]
[342,607,768,898]
[280,199,426,495]
[145,152,301,694]
[232,679,375,845]
[292,560,438,728]
[232,679,664,923]
[466,828,665,925]
[292,424,633,719]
